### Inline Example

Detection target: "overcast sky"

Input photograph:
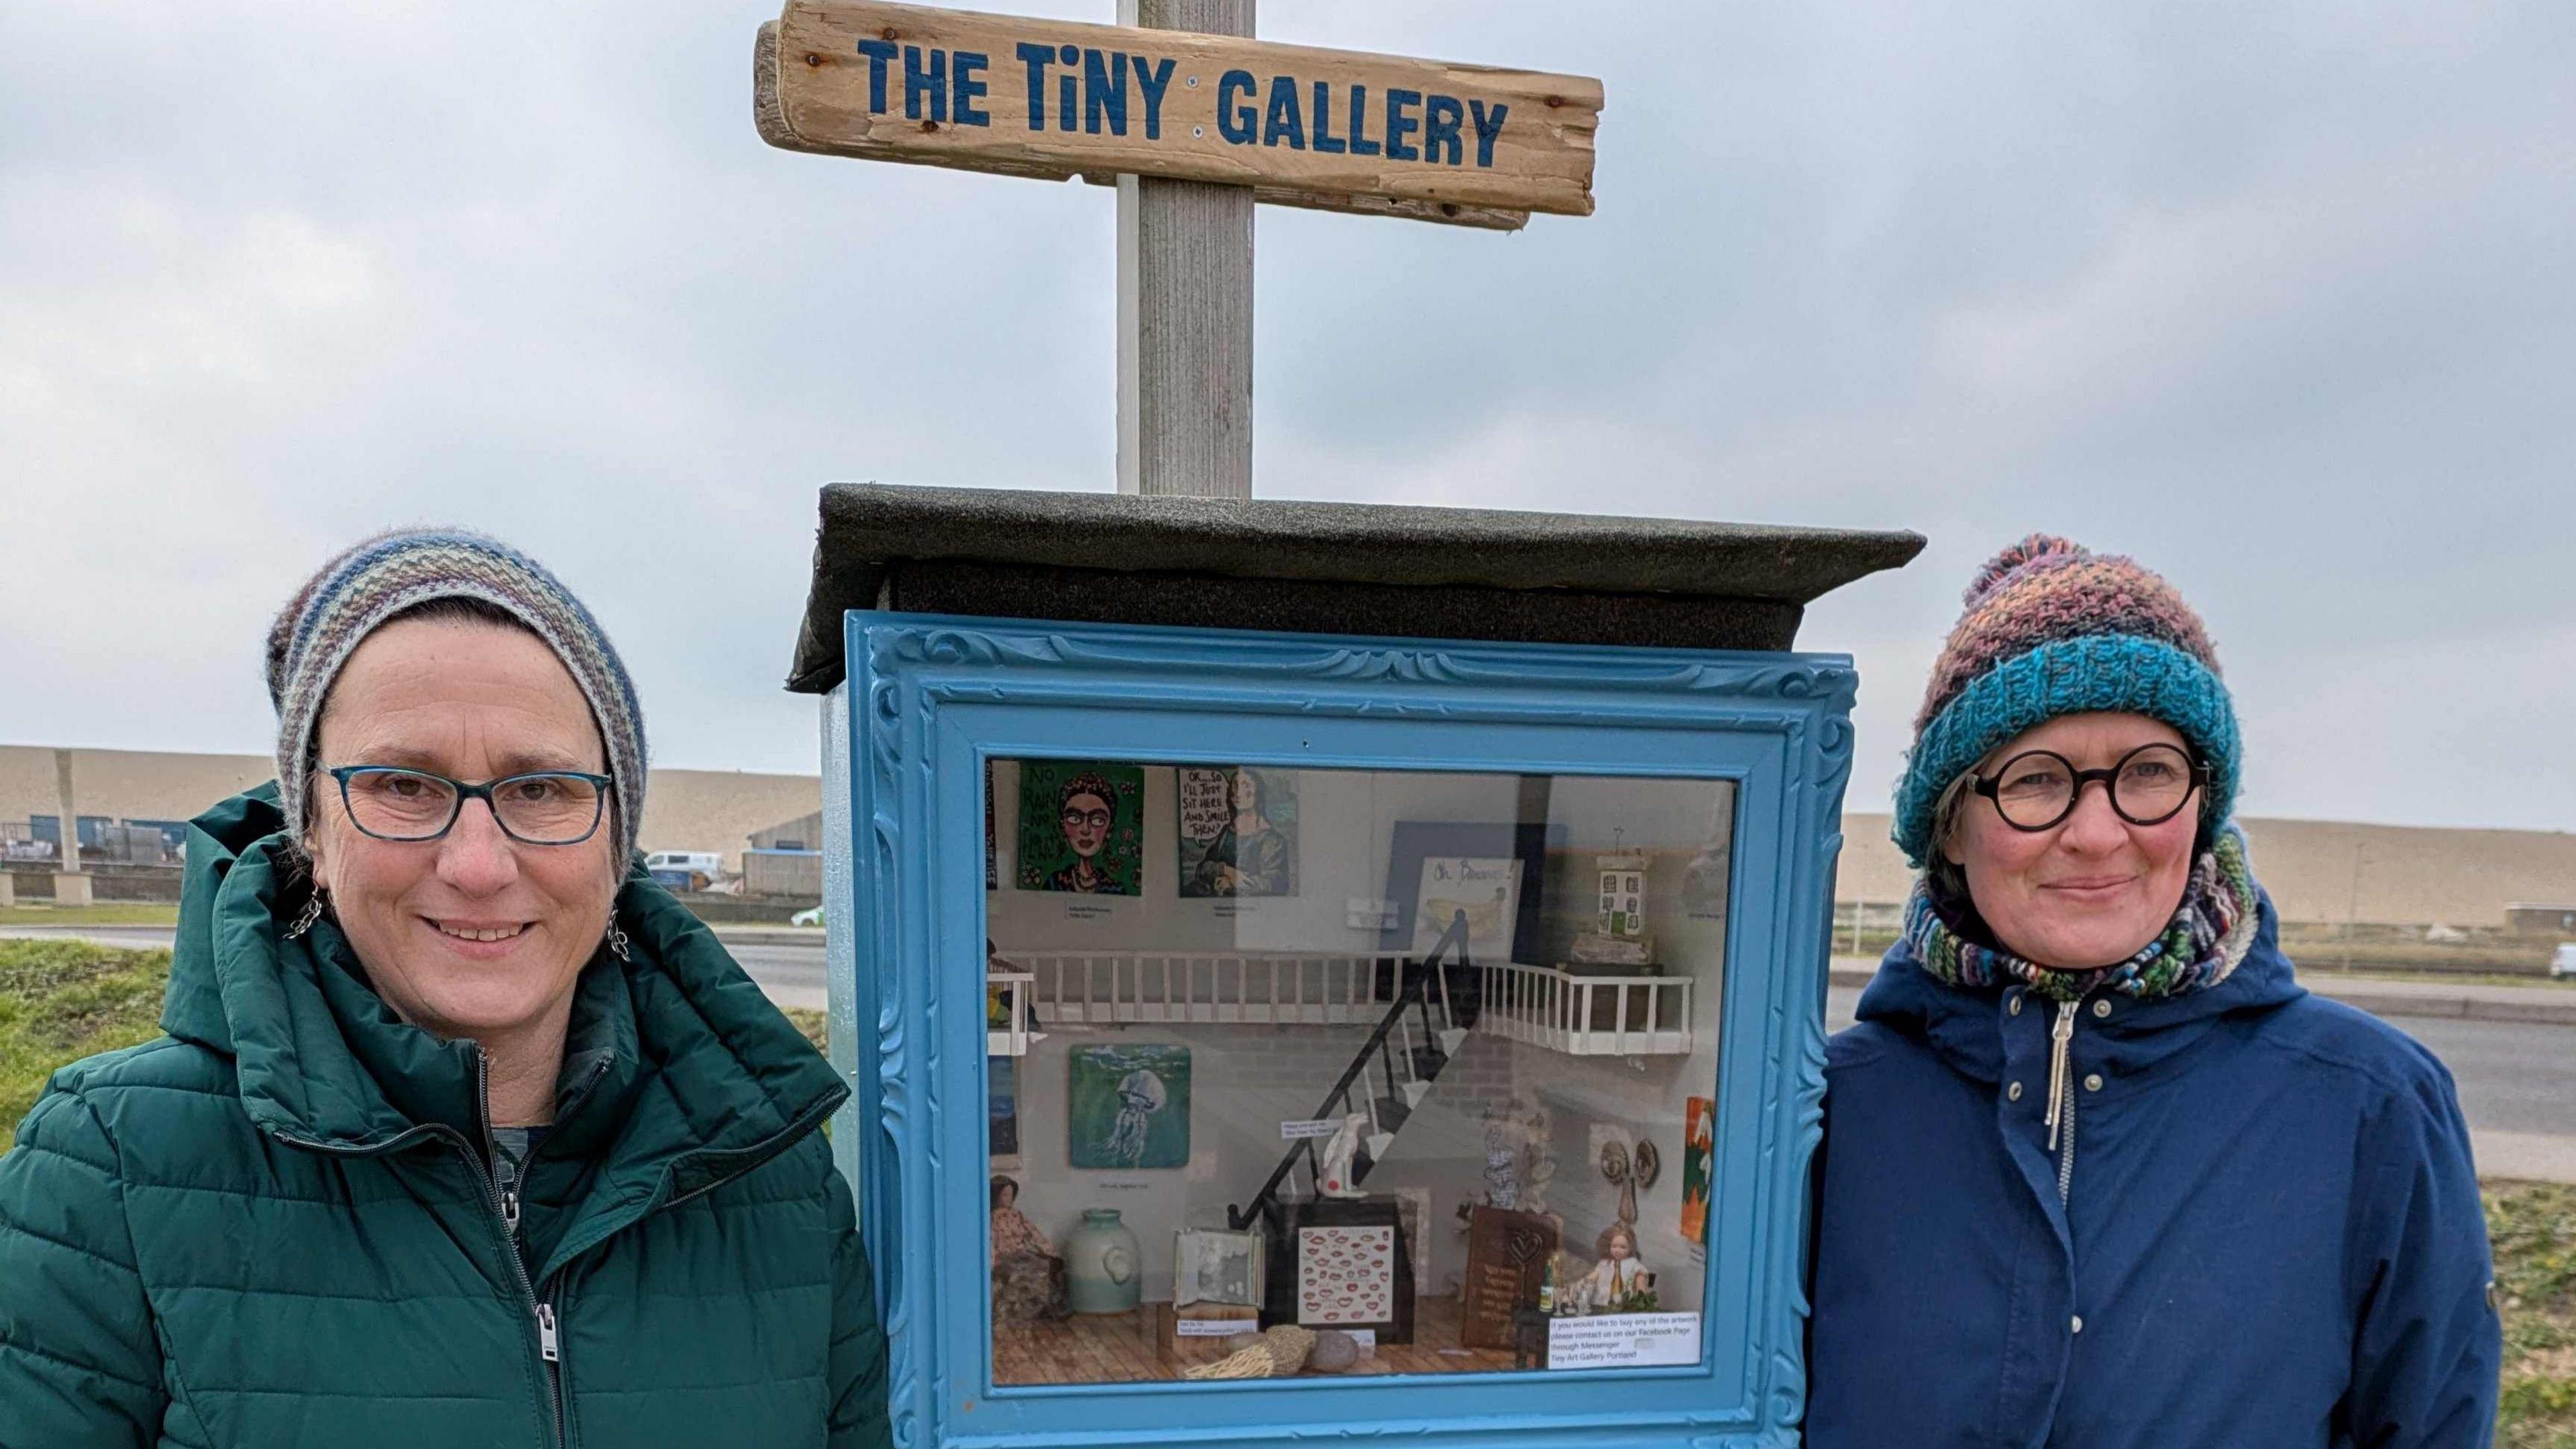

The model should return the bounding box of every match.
[3,1,2571,831]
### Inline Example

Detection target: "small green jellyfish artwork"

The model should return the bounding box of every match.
[1068,1044,1191,1170]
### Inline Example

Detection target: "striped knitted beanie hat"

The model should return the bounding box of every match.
[1892,535,2239,867]
[265,529,647,861]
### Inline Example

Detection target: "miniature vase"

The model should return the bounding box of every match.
[1064,1208,1143,1314]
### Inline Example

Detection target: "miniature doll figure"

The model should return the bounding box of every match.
[989,1175,1070,1322]
[1580,1222,1654,1311]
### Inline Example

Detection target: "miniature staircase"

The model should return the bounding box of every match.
[1228,914,1475,1230]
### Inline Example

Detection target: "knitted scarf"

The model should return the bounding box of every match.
[1903,828,2260,1003]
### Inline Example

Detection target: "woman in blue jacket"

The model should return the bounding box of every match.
[1809,536,2500,1448]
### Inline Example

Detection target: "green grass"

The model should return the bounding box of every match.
[0,902,182,928]
[2493,1181,2576,1448]
[0,939,173,1153]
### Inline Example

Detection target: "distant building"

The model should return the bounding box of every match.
[751,812,823,852]
[743,810,826,900]
[1,745,818,877]
[7,746,2571,926]
[2506,904,2576,936]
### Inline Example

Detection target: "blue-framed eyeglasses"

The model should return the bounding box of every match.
[325,765,614,846]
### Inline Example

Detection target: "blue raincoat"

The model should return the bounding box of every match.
[1808,900,2500,1448]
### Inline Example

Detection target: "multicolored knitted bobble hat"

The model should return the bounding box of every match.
[265,529,647,861]
[1892,535,2239,867]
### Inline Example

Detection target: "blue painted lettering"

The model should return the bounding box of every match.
[1309,81,1346,154]
[952,50,989,126]
[1422,94,1463,164]
[1131,55,1175,140]
[1469,99,1509,168]
[1216,69,1257,144]
[1263,74,1305,149]
[1347,85,1381,156]
[903,46,947,124]
[856,39,898,115]
[1083,49,1128,135]
[1014,42,1053,130]
[1057,68,1077,132]
[1384,87,1421,161]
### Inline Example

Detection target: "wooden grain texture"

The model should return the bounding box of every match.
[994,1295,1517,1385]
[761,23,1528,229]
[763,0,1599,216]
[1114,0,1250,500]
[1459,1206,1557,1350]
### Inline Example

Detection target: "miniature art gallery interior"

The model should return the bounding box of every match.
[981,757,1735,1383]
[796,484,1921,1449]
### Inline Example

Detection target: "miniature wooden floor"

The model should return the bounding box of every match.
[994,1294,1523,1385]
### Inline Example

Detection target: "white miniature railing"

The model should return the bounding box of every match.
[992,952,1695,1057]
[1476,962,1693,1056]
[986,971,1042,1056]
[1011,952,1403,1026]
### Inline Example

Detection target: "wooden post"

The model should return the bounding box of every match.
[1116,0,1254,499]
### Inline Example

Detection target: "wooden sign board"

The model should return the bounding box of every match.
[757,1,1600,226]
[1459,1205,1558,1350]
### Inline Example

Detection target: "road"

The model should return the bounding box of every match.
[729,942,830,1010]
[11,926,2567,1179]
[1826,983,2575,1183]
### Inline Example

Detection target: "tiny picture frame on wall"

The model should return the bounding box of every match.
[1017,759,1145,896]
[1176,765,1300,898]
[1067,1044,1191,1169]
[1379,820,1556,965]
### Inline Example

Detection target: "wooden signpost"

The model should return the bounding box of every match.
[753,1,1603,496]
[757,1,1601,223]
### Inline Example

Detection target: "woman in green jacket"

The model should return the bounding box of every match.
[0,530,894,1448]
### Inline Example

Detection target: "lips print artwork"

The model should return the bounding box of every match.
[1297,1226,1393,1324]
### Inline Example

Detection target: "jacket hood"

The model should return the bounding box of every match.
[164,788,848,1267]
[1851,890,2308,1083]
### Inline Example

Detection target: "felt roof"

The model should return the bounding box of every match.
[786,484,1923,693]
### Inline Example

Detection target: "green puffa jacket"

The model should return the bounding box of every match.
[0,788,892,1448]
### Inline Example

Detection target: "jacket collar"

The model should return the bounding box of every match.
[164,788,848,1254]
[1853,892,2308,1084]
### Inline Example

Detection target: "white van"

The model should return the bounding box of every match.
[644,850,723,890]
[2553,943,2576,981]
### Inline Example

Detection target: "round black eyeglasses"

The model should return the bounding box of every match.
[326,765,614,846]
[1969,743,2208,833]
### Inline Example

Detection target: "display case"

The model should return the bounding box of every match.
[796,485,1919,1449]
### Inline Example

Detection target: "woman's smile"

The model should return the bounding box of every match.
[424,916,536,957]
[2041,874,2137,902]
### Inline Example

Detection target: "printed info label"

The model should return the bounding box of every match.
[1546,1312,1701,1371]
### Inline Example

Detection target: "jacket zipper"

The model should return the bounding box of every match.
[275,1053,829,1446]
[271,1112,565,1446]
[476,1051,566,1449]
[2043,1000,2079,1205]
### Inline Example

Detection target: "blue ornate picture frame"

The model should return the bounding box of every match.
[818,613,1854,1449]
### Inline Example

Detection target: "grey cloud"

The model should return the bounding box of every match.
[1,1,2569,829]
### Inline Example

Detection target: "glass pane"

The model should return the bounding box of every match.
[984,761,1733,1384]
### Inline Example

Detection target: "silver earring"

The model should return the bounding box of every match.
[286,890,326,941]
[607,916,632,962]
